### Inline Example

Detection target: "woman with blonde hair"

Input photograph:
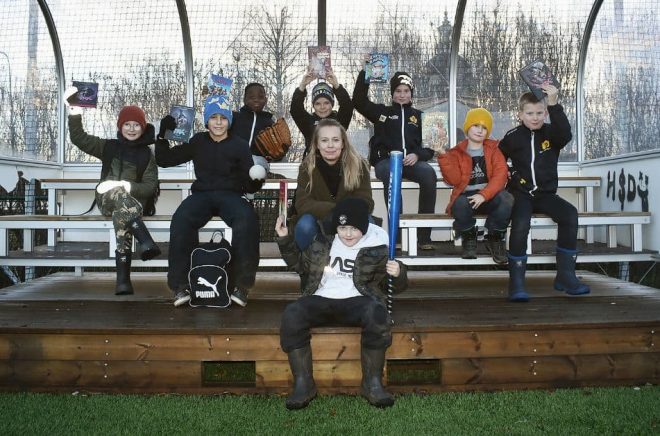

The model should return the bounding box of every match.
[290,118,374,249]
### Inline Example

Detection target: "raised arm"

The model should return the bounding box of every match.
[352,70,383,123]
[67,114,107,160]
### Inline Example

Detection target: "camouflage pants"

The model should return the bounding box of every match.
[98,187,143,253]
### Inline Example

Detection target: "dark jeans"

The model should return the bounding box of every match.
[451,190,514,232]
[294,213,332,250]
[280,295,392,352]
[374,158,437,243]
[167,190,259,293]
[508,191,578,256]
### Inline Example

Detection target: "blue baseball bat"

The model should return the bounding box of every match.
[386,151,403,315]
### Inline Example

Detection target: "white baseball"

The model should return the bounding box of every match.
[249,165,267,180]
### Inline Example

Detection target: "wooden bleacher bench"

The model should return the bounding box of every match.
[399,211,652,259]
[6,175,649,273]
[40,175,601,242]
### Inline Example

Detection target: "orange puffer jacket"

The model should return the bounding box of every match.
[437,138,508,215]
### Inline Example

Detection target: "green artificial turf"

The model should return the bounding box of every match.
[1,386,659,435]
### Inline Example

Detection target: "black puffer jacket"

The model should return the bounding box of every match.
[499,104,572,195]
[352,70,433,166]
[155,132,260,194]
[276,226,408,302]
[230,106,274,157]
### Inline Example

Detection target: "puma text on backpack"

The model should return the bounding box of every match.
[188,233,232,308]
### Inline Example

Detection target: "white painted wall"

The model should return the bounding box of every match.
[580,151,659,251]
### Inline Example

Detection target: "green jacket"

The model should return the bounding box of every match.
[68,114,158,210]
[291,159,374,227]
[276,229,408,302]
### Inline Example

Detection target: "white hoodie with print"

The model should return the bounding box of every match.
[314,223,389,299]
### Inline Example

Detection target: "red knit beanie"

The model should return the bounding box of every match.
[117,106,147,130]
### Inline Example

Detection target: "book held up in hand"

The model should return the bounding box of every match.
[421,111,449,154]
[68,81,99,108]
[164,105,195,142]
[308,46,331,79]
[518,60,560,100]
[279,180,289,222]
[365,52,390,84]
[207,73,233,105]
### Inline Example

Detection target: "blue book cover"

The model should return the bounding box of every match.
[164,105,195,142]
[365,52,390,84]
[207,73,233,106]
[68,81,99,108]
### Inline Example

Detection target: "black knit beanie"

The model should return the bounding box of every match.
[332,197,369,234]
[389,71,414,97]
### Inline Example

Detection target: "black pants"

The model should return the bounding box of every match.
[167,190,259,292]
[280,295,392,352]
[509,191,578,256]
[451,190,514,232]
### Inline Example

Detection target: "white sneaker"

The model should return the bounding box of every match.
[230,287,248,307]
[173,289,191,307]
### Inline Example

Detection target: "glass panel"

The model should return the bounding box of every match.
[48,0,185,162]
[328,0,460,160]
[0,0,58,162]
[187,0,316,162]
[457,0,592,161]
[583,0,660,159]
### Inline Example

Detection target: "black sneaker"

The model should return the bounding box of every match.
[230,287,249,307]
[486,231,508,265]
[173,289,190,307]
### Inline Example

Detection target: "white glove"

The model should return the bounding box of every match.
[63,86,83,115]
[96,180,131,194]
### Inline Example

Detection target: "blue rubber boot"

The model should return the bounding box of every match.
[507,254,530,302]
[554,247,591,295]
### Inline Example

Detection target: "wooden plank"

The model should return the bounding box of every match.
[2,326,656,363]
[388,327,659,359]
[0,334,285,361]
[441,353,660,386]
[257,360,362,388]
[0,360,201,388]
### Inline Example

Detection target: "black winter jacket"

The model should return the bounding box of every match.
[290,84,353,155]
[499,104,572,195]
[155,132,261,194]
[352,70,434,166]
[230,106,274,157]
[276,229,408,303]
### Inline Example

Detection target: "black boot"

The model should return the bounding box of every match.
[554,247,591,295]
[115,250,134,295]
[460,227,477,259]
[507,253,529,302]
[129,218,161,261]
[486,230,508,265]
[285,345,317,410]
[360,347,394,408]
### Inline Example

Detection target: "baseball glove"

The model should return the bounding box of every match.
[254,118,291,161]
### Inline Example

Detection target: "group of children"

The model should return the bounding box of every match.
[64,63,590,410]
